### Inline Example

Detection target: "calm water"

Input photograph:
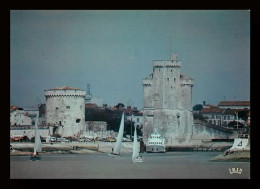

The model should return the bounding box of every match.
[10,152,250,179]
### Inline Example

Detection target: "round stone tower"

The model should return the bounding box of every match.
[44,86,86,137]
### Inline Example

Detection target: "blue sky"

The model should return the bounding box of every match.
[10,10,250,109]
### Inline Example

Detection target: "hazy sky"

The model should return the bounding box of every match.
[10,10,250,109]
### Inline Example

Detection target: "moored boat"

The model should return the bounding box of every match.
[109,112,125,155]
[132,125,143,163]
[146,132,165,153]
[224,134,250,155]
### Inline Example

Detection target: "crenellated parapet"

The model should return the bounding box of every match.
[153,60,181,68]
[142,79,153,86]
[153,61,164,68]
[44,89,86,98]
[181,79,194,87]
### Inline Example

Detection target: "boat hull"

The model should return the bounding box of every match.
[30,156,41,161]
[132,159,143,163]
[132,157,143,163]
[109,152,120,156]
[146,145,165,153]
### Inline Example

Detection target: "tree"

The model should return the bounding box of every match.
[233,109,249,126]
[236,109,250,134]
[115,103,125,109]
[192,104,203,111]
[237,109,250,124]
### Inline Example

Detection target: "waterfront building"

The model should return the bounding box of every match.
[200,104,245,127]
[44,86,86,137]
[142,53,194,145]
[10,105,32,126]
[23,105,39,125]
[125,106,143,129]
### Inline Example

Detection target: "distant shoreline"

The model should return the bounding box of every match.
[10,141,234,155]
[10,141,133,155]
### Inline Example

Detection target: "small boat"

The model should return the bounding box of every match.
[146,131,165,153]
[224,134,250,155]
[109,113,125,155]
[30,114,42,161]
[132,125,143,163]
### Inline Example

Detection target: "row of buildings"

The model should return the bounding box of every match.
[195,101,250,127]
[10,86,144,139]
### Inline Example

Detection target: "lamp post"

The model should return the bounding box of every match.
[130,115,132,140]
[236,112,238,130]
[130,115,134,140]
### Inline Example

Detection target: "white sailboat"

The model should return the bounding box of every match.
[110,112,125,155]
[132,125,143,163]
[33,114,42,156]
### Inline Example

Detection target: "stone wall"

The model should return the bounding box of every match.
[10,110,32,126]
[192,124,234,140]
[10,128,50,139]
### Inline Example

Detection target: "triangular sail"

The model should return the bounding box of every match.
[34,114,42,155]
[132,126,139,160]
[112,113,125,155]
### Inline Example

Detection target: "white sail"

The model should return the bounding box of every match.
[34,114,42,155]
[112,113,125,155]
[132,126,143,162]
[132,126,139,160]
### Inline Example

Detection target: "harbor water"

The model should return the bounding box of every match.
[10,151,250,179]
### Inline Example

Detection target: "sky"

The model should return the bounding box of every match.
[10,10,250,110]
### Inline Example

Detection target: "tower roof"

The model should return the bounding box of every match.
[50,86,79,90]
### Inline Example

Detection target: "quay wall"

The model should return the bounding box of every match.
[10,126,50,139]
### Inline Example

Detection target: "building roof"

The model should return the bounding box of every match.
[124,108,132,114]
[108,107,117,111]
[200,107,225,114]
[218,101,250,107]
[50,86,79,90]
[134,112,143,116]
[203,104,219,108]
[85,103,98,109]
[10,105,18,111]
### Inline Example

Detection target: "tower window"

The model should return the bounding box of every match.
[174,78,176,82]
[56,107,59,110]
[76,119,81,123]
[66,106,70,109]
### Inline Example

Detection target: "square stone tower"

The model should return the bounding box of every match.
[142,53,194,145]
